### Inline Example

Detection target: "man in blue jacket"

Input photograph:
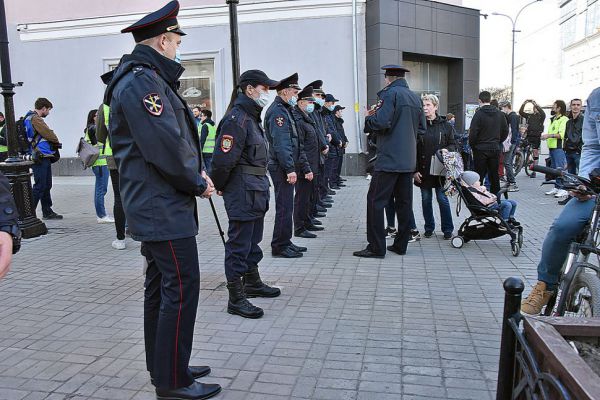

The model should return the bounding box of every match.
[103,2,221,399]
[354,65,425,258]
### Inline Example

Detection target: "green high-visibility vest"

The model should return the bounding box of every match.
[85,128,107,167]
[200,122,216,154]
[102,104,112,157]
[0,125,7,152]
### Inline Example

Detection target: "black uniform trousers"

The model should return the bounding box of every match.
[335,150,345,183]
[324,157,336,188]
[270,166,295,252]
[473,149,501,197]
[366,171,413,255]
[225,217,264,282]
[293,175,314,233]
[142,237,199,390]
[317,163,328,199]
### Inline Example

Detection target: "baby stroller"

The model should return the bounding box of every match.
[437,151,524,257]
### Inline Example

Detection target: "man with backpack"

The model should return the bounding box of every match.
[24,98,62,220]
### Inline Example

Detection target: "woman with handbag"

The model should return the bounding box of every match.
[84,109,114,224]
[413,94,456,239]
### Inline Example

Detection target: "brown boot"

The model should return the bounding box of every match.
[521,281,553,315]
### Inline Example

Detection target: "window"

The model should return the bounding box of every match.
[586,0,600,37]
[179,59,215,116]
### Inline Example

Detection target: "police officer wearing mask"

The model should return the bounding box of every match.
[354,65,425,258]
[103,2,221,399]
[265,73,307,258]
[322,94,343,192]
[291,86,323,238]
[211,70,282,319]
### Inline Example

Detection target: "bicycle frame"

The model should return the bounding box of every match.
[550,196,600,316]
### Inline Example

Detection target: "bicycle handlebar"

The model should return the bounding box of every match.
[531,164,597,195]
[531,164,564,177]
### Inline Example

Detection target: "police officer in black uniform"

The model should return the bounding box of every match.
[0,172,21,281]
[322,94,342,192]
[354,65,425,259]
[291,86,323,238]
[210,70,282,319]
[333,105,349,187]
[265,73,307,258]
[102,2,221,399]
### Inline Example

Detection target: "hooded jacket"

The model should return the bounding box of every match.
[468,105,509,151]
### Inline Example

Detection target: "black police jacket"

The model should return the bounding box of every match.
[334,117,348,147]
[103,44,207,242]
[211,94,270,221]
[364,78,425,173]
[310,104,328,165]
[292,106,320,175]
[321,108,341,158]
[265,96,299,173]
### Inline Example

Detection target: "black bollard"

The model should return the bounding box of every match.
[496,277,525,400]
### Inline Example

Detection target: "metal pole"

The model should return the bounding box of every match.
[511,26,515,107]
[226,0,240,86]
[0,0,47,238]
[351,0,362,154]
[496,277,524,400]
[209,197,226,246]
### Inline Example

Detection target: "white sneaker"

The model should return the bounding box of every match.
[112,239,126,250]
[554,189,569,198]
[545,188,558,196]
[366,174,372,181]
[97,216,115,224]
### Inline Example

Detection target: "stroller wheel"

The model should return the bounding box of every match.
[518,230,523,247]
[511,242,520,257]
[451,236,464,249]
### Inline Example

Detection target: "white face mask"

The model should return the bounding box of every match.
[253,90,270,108]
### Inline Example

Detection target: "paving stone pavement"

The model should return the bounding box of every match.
[0,172,565,400]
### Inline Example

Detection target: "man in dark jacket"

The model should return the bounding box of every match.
[469,91,509,197]
[265,73,305,258]
[354,65,425,258]
[333,105,348,186]
[292,86,323,238]
[558,98,584,205]
[500,101,520,191]
[322,94,342,190]
[519,99,546,177]
[103,2,221,399]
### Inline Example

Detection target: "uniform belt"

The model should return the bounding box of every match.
[235,165,267,176]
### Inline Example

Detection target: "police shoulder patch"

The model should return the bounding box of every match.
[275,116,285,127]
[143,93,163,116]
[221,135,234,153]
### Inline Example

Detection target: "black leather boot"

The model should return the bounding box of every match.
[227,279,264,319]
[243,267,281,298]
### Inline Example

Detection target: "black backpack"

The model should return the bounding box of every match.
[15,116,34,154]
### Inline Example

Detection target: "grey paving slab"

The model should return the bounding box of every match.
[0,172,562,399]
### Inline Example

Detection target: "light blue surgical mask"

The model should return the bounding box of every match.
[288,96,298,107]
[306,104,315,113]
[315,98,325,107]
[254,90,270,108]
[174,49,181,64]
[326,105,335,112]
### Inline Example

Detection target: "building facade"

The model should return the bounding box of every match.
[5,0,479,175]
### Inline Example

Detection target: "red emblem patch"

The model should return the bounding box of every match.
[143,93,163,116]
[221,135,234,153]
[275,116,285,127]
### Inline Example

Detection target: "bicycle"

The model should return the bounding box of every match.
[532,164,600,317]
[513,139,534,178]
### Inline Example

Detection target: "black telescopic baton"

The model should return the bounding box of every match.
[209,197,226,246]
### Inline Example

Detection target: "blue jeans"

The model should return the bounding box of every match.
[420,186,454,234]
[32,157,53,215]
[549,148,567,188]
[537,198,595,289]
[565,152,580,175]
[202,153,213,176]
[92,165,109,218]
[490,199,517,220]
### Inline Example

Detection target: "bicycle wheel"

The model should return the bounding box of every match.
[513,150,523,176]
[524,149,533,177]
[564,268,600,317]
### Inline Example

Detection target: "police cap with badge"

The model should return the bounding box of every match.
[121,0,186,42]
[382,64,410,77]
[275,73,301,91]
[324,94,339,103]
[298,86,315,102]
[239,70,280,90]
[306,80,324,96]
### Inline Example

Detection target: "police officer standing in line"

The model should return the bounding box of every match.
[266,73,307,258]
[322,94,342,192]
[306,80,332,217]
[103,2,221,399]
[292,86,322,238]
[354,65,425,258]
[333,105,348,187]
[210,70,282,319]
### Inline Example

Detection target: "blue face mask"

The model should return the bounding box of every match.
[326,105,336,112]
[174,49,181,64]
[306,104,315,113]
[288,96,298,107]
[314,98,325,107]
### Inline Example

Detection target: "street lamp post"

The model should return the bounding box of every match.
[0,0,47,238]
[226,0,240,86]
[492,0,542,106]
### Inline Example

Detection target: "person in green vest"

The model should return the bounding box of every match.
[84,109,114,224]
[96,103,127,249]
[199,109,216,174]
[542,100,569,199]
[0,112,7,161]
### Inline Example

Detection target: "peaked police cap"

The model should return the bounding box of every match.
[121,1,186,43]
